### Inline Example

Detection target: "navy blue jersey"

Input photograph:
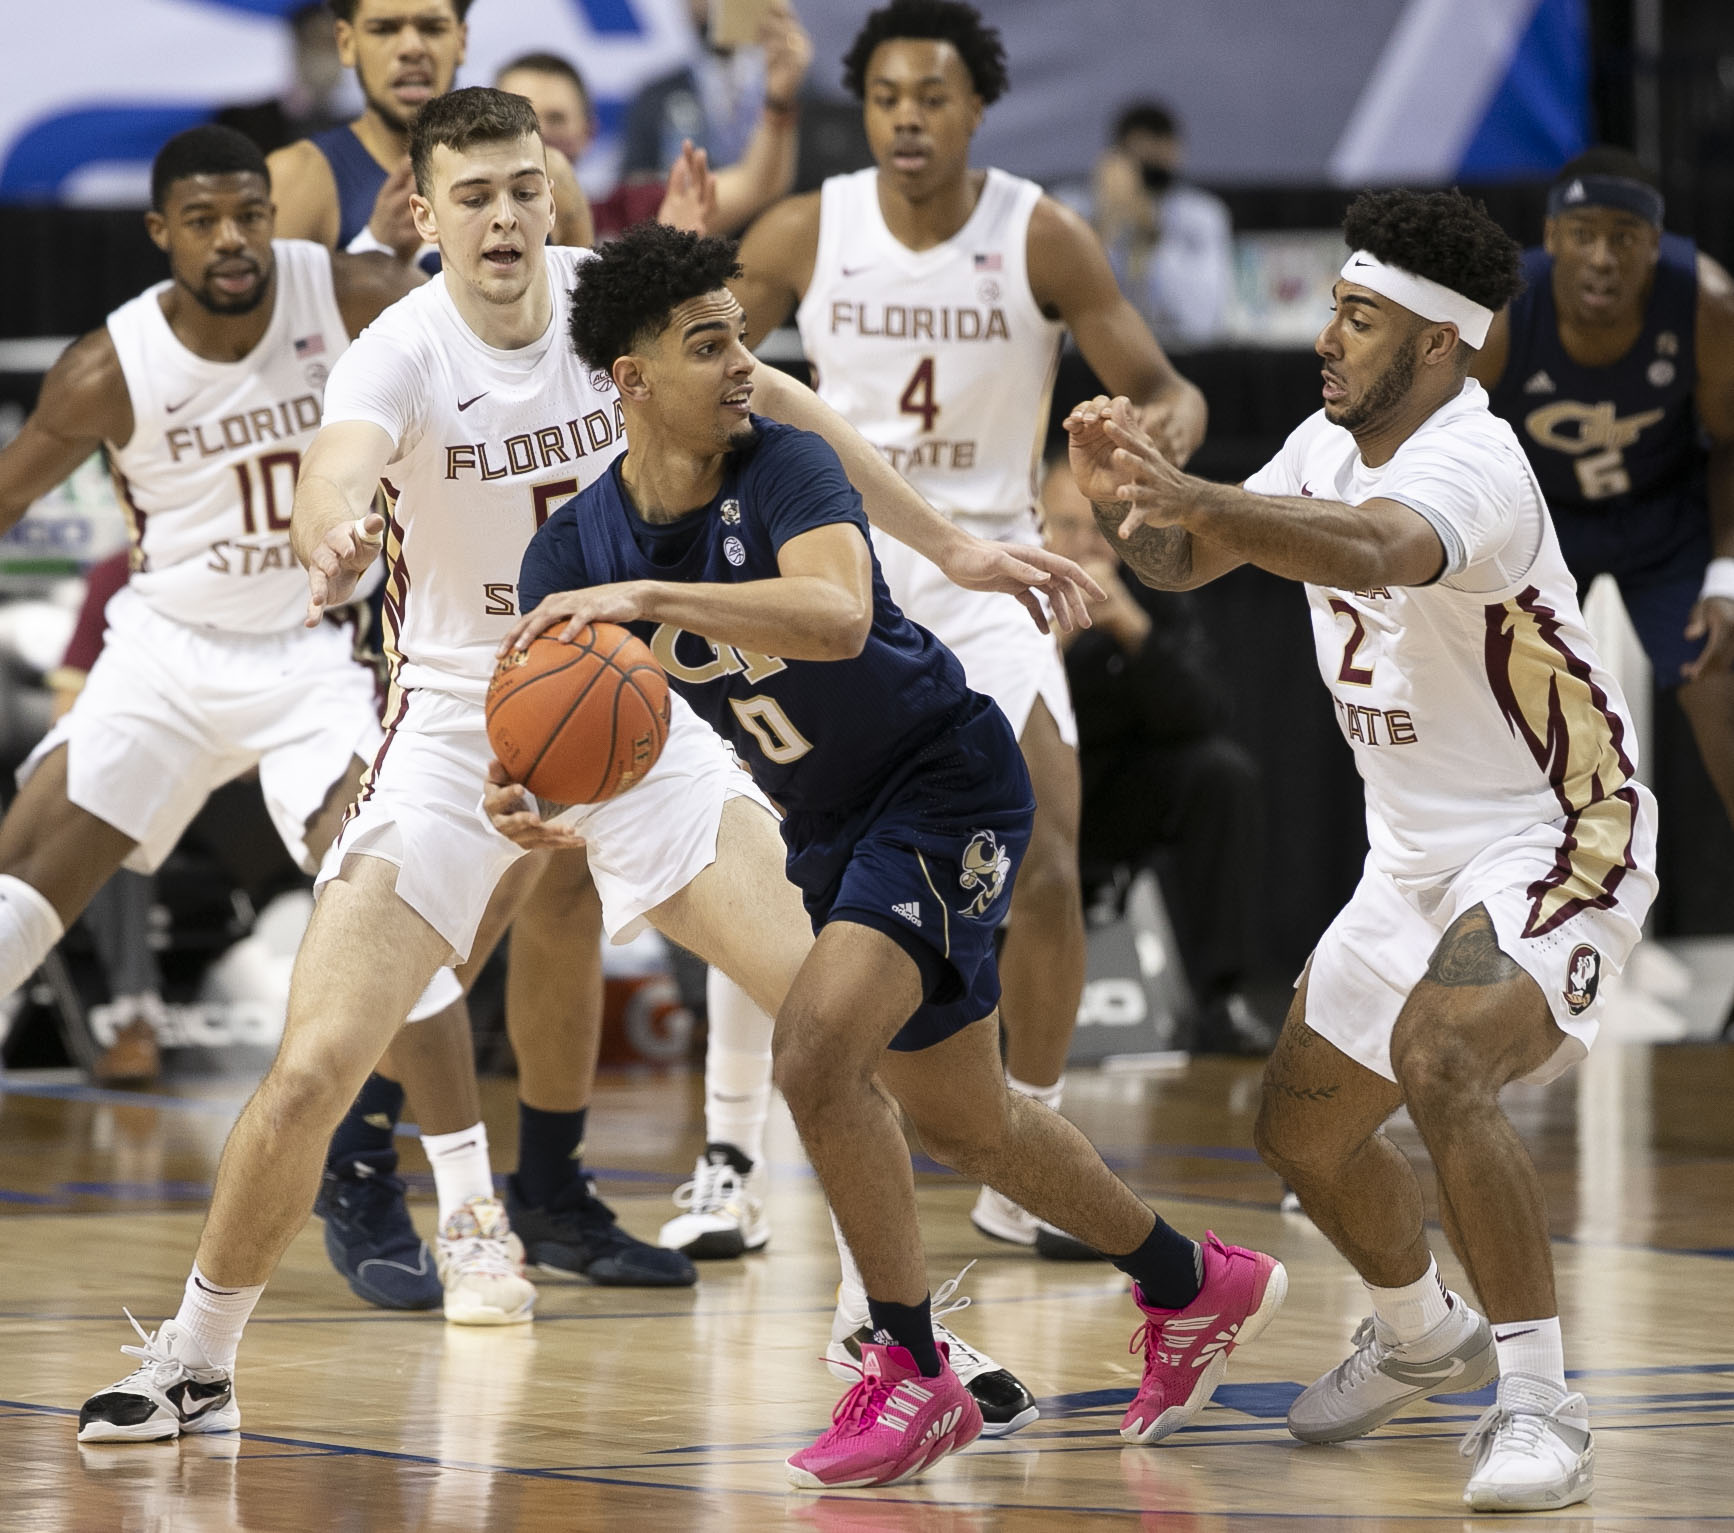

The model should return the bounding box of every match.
[519,416,972,816]
[309,124,443,276]
[1489,233,1704,512]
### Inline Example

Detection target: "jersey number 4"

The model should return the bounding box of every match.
[899,357,939,433]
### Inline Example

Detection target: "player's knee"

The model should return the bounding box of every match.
[257,1055,356,1136]
[906,1088,1010,1173]
[1390,1024,1490,1118]
[771,1019,870,1120]
[1010,836,1081,919]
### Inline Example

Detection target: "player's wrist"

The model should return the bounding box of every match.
[1702,556,1734,604]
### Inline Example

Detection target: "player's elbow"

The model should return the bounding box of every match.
[818,594,872,660]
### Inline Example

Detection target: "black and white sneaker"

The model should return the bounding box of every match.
[823,1265,1039,1438]
[78,1313,240,1442]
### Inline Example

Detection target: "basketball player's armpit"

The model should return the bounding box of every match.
[1422,905,1524,988]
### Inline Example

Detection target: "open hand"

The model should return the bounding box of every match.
[1683,595,1734,681]
[939,534,1103,634]
[658,140,717,234]
[1064,395,1192,539]
[368,160,422,262]
[484,759,586,850]
[305,513,384,626]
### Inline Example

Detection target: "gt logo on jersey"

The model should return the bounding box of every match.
[1523,399,1666,500]
[959,831,1011,919]
[1564,944,1600,1015]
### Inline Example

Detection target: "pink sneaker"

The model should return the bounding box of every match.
[787,1340,983,1489]
[1121,1231,1287,1443]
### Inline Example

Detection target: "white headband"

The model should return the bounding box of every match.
[1340,250,1494,349]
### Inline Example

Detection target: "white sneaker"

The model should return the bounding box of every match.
[1461,1375,1594,1511]
[970,1186,1096,1259]
[657,1150,769,1259]
[436,1195,535,1326]
[78,1313,240,1442]
[1288,1295,1497,1443]
[823,1265,1040,1437]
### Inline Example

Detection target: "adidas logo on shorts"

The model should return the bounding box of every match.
[892,901,922,927]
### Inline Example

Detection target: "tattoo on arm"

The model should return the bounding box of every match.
[1089,498,1195,587]
[1423,905,1523,988]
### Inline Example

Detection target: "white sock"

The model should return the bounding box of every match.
[830,1208,869,1324]
[173,1264,264,1372]
[704,969,774,1166]
[0,874,63,995]
[1493,1315,1567,1397]
[1006,1071,1064,1112]
[422,1122,494,1224]
[1366,1256,1453,1345]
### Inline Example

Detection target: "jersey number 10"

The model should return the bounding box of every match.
[233,451,301,535]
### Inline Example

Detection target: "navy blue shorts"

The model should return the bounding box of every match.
[1553,491,1709,688]
[780,692,1035,1052]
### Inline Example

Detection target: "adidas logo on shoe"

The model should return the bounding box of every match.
[920,1405,965,1444]
[892,901,922,927]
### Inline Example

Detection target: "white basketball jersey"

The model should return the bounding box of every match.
[1245,382,1647,901]
[796,167,1063,537]
[104,240,347,634]
[319,245,624,705]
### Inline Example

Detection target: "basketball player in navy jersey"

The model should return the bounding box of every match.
[503,221,1284,1489]
[269,0,593,264]
[1473,150,1734,828]
[685,1,1233,1316]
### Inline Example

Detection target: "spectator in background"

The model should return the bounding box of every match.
[619,0,811,231]
[216,3,349,156]
[1041,457,1273,1055]
[497,48,794,238]
[1092,102,1234,348]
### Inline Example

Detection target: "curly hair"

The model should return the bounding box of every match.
[568,223,743,374]
[842,0,1009,104]
[1341,189,1524,314]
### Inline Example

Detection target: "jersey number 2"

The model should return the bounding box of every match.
[1328,599,1376,685]
[899,357,939,433]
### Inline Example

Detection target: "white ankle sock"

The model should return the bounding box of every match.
[0,874,63,995]
[1366,1256,1453,1345]
[422,1122,494,1224]
[1006,1071,1064,1112]
[1493,1315,1566,1395]
[703,969,774,1166]
[830,1209,869,1324]
[173,1264,264,1372]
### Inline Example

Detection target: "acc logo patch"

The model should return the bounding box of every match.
[958,831,1011,919]
[1563,944,1600,1015]
[723,535,746,567]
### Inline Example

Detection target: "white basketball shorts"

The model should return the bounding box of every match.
[20,586,382,875]
[872,527,1077,747]
[1304,790,1659,1086]
[320,687,773,963]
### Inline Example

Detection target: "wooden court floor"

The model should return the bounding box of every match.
[3,1033,1733,1530]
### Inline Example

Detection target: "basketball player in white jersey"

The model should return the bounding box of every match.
[1069,189,1656,1512]
[75,88,1098,1445]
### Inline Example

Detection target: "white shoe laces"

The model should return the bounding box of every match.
[672,1158,743,1217]
[1331,1315,1394,1392]
[930,1263,987,1372]
[114,1309,198,1396]
[1460,1391,1587,1462]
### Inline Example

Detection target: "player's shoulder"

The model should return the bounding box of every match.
[742,413,840,473]
[752,189,824,245]
[44,326,126,411]
[1400,384,1527,476]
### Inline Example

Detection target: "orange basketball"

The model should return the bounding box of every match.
[486,625,671,805]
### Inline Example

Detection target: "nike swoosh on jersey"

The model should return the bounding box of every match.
[841,265,875,278]
[458,393,489,411]
[165,397,195,413]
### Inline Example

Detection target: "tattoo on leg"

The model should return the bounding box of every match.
[1424,905,1523,988]
[1272,1080,1338,1102]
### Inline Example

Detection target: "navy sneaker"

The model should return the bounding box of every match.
[506,1173,696,1287]
[314,1152,442,1310]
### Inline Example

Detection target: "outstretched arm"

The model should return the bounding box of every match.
[1684,253,1734,681]
[291,420,395,624]
[1067,396,1444,590]
[750,364,1102,630]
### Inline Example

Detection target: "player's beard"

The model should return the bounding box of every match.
[361,79,417,136]
[184,258,273,317]
[1329,331,1418,434]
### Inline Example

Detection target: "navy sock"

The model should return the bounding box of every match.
[866,1294,942,1378]
[327,1074,404,1173]
[515,1103,587,1209]
[1111,1216,1204,1309]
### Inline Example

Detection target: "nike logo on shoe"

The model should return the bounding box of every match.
[458,393,488,411]
[167,1379,232,1420]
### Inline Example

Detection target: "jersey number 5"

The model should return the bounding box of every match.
[899,357,939,434]
[1328,599,1376,685]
